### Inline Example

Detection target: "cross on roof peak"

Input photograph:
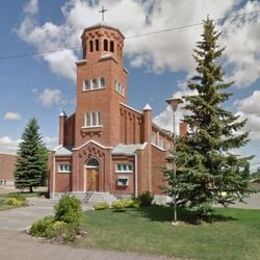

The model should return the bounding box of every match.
[99,6,108,23]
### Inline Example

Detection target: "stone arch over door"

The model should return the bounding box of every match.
[84,157,100,192]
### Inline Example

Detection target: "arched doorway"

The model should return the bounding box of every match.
[85,158,100,192]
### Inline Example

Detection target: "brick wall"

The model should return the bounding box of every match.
[151,145,167,195]
[0,154,16,181]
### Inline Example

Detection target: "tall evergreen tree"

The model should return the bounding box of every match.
[165,17,252,216]
[15,118,48,192]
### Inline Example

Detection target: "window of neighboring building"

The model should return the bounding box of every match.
[84,112,101,127]
[92,78,98,89]
[117,176,129,186]
[116,163,133,173]
[58,164,72,173]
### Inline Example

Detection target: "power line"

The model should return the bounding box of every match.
[0,9,259,62]
[126,9,260,39]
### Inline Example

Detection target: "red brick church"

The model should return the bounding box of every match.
[49,23,186,201]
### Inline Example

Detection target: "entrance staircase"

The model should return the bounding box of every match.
[85,192,117,206]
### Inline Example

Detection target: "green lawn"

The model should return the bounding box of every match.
[0,199,15,211]
[0,191,43,211]
[0,191,45,200]
[78,206,260,260]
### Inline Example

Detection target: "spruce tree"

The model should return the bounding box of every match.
[165,17,252,216]
[14,118,48,192]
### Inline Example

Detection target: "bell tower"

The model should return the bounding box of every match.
[75,24,128,147]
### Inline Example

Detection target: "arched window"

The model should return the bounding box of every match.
[83,80,90,91]
[92,78,98,89]
[100,77,105,88]
[95,39,99,51]
[104,39,108,51]
[83,43,86,58]
[110,41,114,52]
[89,40,93,52]
[84,112,101,127]
[86,158,99,168]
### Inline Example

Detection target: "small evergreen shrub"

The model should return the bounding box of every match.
[51,222,78,242]
[54,195,82,227]
[138,191,154,207]
[6,193,26,202]
[30,216,55,237]
[111,199,139,209]
[94,202,110,210]
[4,197,26,207]
[30,196,83,242]
[112,200,125,209]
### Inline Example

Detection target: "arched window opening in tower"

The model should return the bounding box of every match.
[90,40,94,52]
[83,43,86,58]
[104,39,108,51]
[95,39,99,51]
[110,41,114,52]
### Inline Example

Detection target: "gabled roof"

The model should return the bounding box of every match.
[73,140,113,151]
[112,143,146,155]
[55,145,73,156]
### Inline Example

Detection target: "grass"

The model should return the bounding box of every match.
[78,206,260,260]
[0,200,16,211]
[0,191,44,211]
[0,191,45,200]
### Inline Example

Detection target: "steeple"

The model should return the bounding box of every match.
[75,23,128,147]
[81,24,124,63]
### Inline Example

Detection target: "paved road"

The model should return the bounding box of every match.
[231,193,260,209]
[0,197,92,231]
[0,198,54,230]
[0,230,169,260]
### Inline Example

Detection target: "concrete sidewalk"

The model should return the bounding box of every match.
[0,230,169,260]
[0,197,92,231]
[0,202,53,230]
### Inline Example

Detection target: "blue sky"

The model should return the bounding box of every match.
[0,0,259,170]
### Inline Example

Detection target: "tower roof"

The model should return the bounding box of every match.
[81,23,125,40]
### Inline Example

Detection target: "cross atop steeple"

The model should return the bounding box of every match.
[99,6,108,23]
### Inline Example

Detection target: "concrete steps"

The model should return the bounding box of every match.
[85,192,117,206]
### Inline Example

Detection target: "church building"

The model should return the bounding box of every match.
[49,23,187,201]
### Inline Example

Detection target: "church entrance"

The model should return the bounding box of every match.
[85,158,100,192]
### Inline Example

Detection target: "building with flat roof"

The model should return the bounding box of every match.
[0,153,16,186]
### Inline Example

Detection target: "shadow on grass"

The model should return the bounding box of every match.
[135,205,238,225]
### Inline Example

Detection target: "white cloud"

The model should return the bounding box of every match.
[236,91,260,140]
[42,136,58,150]
[0,135,58,154]
[4,112,21,121]
[0,136,20,154]
[24,0,38,15]
[38,88,63,107]
[221,1,260,87]
[153,80,197,133]
[16,0,260,86]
